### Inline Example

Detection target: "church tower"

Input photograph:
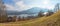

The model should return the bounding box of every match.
[0,0,7,22]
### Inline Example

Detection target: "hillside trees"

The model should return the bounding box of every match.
[38,10,44,17]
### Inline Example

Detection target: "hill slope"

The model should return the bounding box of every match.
[0,11,60,26]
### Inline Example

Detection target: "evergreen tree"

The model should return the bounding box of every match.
[38,10,44,17]
[47,10,54,16]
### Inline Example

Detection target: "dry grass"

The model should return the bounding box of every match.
[0,11,60,26]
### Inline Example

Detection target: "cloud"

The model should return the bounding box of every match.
[5,4,15,11]
[15,1,31,11]
[13,0,22,2]
[5,0,59,11]
[4,0,32,11]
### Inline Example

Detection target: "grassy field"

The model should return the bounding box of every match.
[0,11,60,26]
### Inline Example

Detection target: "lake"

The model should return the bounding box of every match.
[8,13,38,18]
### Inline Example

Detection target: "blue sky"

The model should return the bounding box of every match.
[3,0,60,11]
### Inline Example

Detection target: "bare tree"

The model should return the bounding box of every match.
[7,17,12,22]
[18,16,21,21]
[0,0,7,23]
[12,16,17,22]
[54,3,60,12]
[22,17,25,21]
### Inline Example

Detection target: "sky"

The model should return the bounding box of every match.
[3,0,60,11]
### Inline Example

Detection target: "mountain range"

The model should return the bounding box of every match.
[7,7,49,15]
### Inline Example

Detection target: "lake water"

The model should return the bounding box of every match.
[8,13,38,18]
